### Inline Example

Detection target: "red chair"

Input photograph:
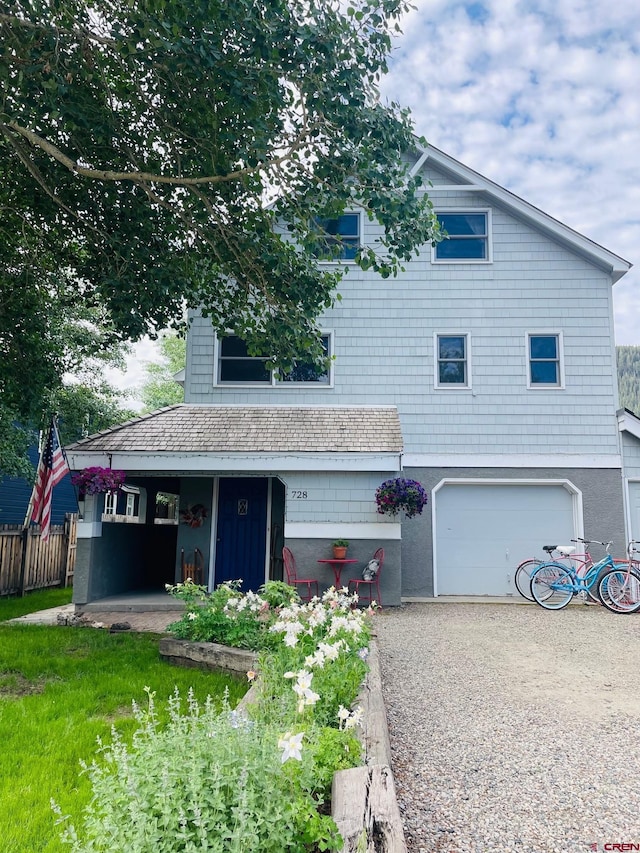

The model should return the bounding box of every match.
[348,548,384,606]
[283,546,319,602]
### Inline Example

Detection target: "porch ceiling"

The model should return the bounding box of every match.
[65,405,403,471]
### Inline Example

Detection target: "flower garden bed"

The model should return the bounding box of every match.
[57,580,406,851]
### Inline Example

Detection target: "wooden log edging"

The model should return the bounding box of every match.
[158,637,258,676]
[159,633,406,852]
[331,636,407,853]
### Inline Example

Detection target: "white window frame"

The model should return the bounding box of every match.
[104,491,118,516]
[125,492,136,517]
[314,210,363,265]
[434,332,472,389]
[526,331,565,389]
[432,209,492,264]
[215,332,334,388]
[276,332,334,386]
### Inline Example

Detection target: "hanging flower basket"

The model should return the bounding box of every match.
[71,466,126,495]
[375,478,428,519]
[180,503,208,529]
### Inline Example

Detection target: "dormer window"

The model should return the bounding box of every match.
[312,214,360,261]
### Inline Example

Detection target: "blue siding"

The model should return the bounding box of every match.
[0,445,78,525]
[184,163,621,459]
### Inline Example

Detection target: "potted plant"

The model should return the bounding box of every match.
[332,539,349,559]
[375,477,428,519]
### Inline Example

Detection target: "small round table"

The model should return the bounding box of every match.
[317,558,359,587]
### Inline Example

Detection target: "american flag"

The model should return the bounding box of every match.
[29,418,70,542]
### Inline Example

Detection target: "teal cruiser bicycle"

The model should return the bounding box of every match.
[530,539,640,613]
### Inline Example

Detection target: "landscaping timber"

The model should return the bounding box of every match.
[158,637,257,676]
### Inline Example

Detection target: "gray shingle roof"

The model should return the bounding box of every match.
[66,405,403,454]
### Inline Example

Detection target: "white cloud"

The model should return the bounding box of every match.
[382,0,640,342]
[104,337,163,410]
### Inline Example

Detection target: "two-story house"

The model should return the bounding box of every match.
[66,144,632,607]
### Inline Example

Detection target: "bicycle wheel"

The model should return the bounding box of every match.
[530,563,574,609]
[514,559,541,601]
[598,567,640,614]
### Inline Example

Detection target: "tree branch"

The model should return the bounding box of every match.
[3,120,320,188]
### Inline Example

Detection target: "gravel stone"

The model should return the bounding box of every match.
[376,602,640,853]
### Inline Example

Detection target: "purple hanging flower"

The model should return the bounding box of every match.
[375,478,428,519]
[71,466,126,495]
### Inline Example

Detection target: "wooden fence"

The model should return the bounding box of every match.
[0,514,77,596]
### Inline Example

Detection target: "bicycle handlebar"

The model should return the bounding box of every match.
[572,538,613,552]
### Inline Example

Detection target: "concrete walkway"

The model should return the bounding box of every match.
[5,602,182,632]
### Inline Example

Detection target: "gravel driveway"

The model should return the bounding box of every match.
[376,602,640,853]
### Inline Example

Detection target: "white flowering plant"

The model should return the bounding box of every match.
[58,585,376,851]
[166,579,294,650]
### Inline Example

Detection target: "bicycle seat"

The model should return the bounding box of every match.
[555,545,576,557]
[543,545,558,554]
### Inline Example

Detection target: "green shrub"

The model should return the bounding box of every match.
[57,587,376,852]
[54,689,342,853]
[166,580,297,650]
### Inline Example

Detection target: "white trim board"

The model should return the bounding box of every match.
[403,454,622,469]
[285,522,402,540]
[66,451,402,474]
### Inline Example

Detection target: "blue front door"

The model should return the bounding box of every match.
[214,478,268,591]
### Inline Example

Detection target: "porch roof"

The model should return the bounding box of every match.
[65,405,403,473]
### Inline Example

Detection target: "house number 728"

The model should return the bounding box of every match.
[290,490,308,499]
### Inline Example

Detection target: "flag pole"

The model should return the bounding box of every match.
[22,425,44,531]
[19,425,45,596]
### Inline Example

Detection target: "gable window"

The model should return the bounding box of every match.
[217,334,332,386]
[312,214,360,261]
[527,333,563,388]
[435,334,470,388]
[434,211,490,261]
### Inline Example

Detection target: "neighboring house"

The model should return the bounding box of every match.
[0,444,77,526]
[66,144,633,606]
[617,409,640,546]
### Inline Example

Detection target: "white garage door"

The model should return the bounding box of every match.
[435,483,577,596]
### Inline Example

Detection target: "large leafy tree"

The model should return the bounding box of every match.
[53,379,137,446]
[1,0,440,468]
[139,332,186,413]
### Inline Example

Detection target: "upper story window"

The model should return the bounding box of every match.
[312,213,360,261]
[435,333,470,388]
[434,211,491,262]
[277,334,331,384]
[527,333,563,388]
[217,334,332,386]
[218,336,271,384]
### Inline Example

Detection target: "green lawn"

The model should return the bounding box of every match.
[0,592,246,853]
[0,586,73,621]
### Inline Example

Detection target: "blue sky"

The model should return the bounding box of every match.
[380,0,640,343]
[108,0,640,401]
